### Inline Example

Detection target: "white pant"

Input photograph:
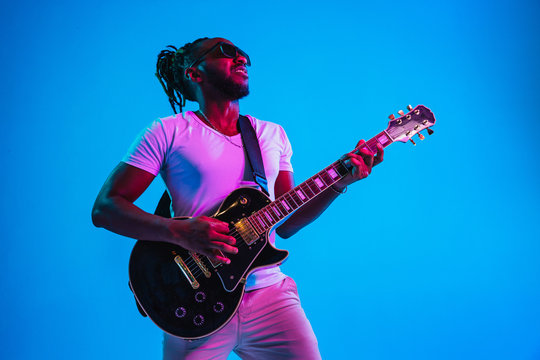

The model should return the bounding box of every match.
[163,276,321,360]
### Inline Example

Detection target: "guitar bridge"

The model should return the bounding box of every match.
[234,218,259,245]
[174,255,200,289]
[190,252,212,278]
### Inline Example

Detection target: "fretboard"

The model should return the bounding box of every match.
[247,130,394,234]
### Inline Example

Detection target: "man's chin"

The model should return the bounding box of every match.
[224,83,249,101]
[234,87,249,100]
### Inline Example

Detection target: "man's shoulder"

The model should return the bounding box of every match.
[140,112,193,135]
[156,112,191,127]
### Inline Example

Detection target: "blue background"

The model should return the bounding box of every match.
[2,0,539,358]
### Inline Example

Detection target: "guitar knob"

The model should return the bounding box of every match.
[397,110,405,116]
[195,291,206,303]
[427,128,434,135]
[407,105,413,111]
[418,133,425,140]
[410,138,416,146]
[213,302,224,313]
[388,114,395,120]
[193,315,205,326]
[175,307,187,318]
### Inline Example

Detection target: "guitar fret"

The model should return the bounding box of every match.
[299,183,314,198]
[290,190,304,205]
[257,211,272,228]
[307,178,321,195]
[283,199,292,211]
[267,207,280,223]
[313,176,325,189]
[282,193,295,209]
[327,166,340,180]
[297,188,308,201]
[262,209,276,224]
[335,162,349,176]
[292,192,303,207]
[365,139,378,153]
[252,214,264,232]
[320,170,333,186]
[303,180,314,195]
[276,199,290,214]
[270,207,281,222]
[269,204,282,219]
[248,216,263,234]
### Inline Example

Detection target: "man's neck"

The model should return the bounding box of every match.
[198,100,240,136]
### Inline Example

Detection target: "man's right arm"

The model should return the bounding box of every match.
[91,162,237,263]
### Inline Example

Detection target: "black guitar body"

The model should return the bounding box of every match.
[129,187,289,339]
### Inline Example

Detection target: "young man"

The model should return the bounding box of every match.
[92,37,383,359]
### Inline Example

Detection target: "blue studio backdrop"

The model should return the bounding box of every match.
[1,0,539,359]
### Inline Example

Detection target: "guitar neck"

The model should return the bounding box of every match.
[246,130,394,234]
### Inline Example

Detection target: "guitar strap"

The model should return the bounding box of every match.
[237,115,269,196]
[153,114,269,216]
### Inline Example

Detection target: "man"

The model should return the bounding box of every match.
[92,37,383,359]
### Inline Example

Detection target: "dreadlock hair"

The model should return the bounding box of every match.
[155,37,209,114]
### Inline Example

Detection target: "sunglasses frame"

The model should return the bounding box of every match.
[186,42,251,69]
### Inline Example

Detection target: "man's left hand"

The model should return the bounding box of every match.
[334,140,384,190]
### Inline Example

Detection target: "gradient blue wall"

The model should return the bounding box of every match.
[2,0,539,359]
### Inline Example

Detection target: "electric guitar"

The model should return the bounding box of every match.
[128,104,437,339]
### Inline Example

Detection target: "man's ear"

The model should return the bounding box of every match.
[185,68,202,83]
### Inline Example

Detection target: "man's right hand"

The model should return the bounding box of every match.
[92,163,237,265]
[165,216,238,264]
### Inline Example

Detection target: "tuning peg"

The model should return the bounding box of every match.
[418,133,425,140]
[427,128,434,135]
[410,138,416,146]
[397,110,405,116]
[388,114,395,120]
[407,105,413,111]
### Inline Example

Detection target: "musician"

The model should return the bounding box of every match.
[92,37,383,359]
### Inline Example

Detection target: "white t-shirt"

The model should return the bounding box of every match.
[123,111,293,290]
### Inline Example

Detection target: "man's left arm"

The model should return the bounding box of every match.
[275,140,383,239]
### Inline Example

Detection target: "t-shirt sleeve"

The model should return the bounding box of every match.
[122,119,170,176]
[278,125,294,172]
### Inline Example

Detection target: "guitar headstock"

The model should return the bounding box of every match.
[386,105,436,145]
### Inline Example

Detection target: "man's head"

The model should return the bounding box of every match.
[156,37,250,113]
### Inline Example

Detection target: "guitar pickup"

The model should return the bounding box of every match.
[174,255,200,289]
[234,218,259,245]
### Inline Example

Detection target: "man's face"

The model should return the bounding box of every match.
[191,38,250,100]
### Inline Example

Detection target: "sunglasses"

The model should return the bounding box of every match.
[187,42,251,68]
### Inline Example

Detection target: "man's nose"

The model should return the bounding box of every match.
[234,55,248,66]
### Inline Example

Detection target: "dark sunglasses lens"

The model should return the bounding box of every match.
[220,43,251,66]
[220,43,237,57]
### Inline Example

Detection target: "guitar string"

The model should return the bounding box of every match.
[185,181,346,279]
[184,173,346,278]
[181,138,386,279]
